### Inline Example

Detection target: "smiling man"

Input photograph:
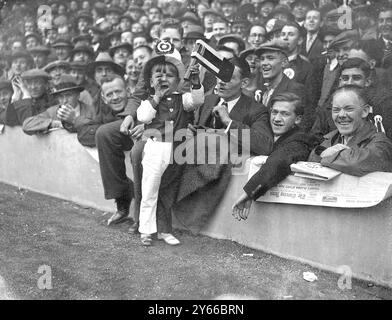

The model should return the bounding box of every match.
[308,85,392,176]
[22,74,95,135]
[232,92,319,220]
[254,40,304,108]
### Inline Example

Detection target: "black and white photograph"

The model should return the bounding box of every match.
[0,0,392,305]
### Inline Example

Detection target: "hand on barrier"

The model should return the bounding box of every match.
[320,143,350,158]
[232,192,252,221]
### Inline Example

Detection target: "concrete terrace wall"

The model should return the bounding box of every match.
[1,127,392,288]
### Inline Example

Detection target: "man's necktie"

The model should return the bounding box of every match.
[213,101,227,129]
[262,88,273,106]
[306,34,313,52]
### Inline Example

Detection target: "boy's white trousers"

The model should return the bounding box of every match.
[138,138,172,235]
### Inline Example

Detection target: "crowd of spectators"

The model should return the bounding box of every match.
[1,0,392,245]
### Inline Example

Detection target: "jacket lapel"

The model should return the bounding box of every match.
[229,94,248,121]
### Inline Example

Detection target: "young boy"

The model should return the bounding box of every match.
[135,51,204,246]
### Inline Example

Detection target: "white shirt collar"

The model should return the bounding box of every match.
[220,95,241,113]
[329,58,338,71]
[288,53,298,62]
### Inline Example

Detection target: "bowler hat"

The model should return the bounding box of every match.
[51,74,84,95]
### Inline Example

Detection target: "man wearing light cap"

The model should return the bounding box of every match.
[6,69,54,126]
[318,29,359,108]
[44,60,71,87]
[255,40,305,109]
[23,74,95,135]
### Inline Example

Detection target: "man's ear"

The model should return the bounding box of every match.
[369,59,376,69]
[241,77,250,89]
[361,104,370,118]
[294,114,302,126]
[297,35,303,47]
[281,56,289,69]
[365,77,372,87]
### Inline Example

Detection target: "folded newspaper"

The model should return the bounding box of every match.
[290,162,341,181]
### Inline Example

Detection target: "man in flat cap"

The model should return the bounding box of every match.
[6,69,54,126]
[25,33,42,51]
[255,40,305,109]
[109,43,133,68]
[29,45,51,69]
[71,43,95,64]
[7,50,33,80]
[52,38,74,62]
[318,29,359,108]
[22,74,95,135]
[44,60,70,87]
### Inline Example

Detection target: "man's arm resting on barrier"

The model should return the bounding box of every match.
[320,136,392,176]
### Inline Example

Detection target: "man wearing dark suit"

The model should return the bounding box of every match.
[194,57,273,156]
[280,21,314,87]
[301,9,324,63]
[232,92,319,220]
[377,7,392,67]
[173,57,273,232]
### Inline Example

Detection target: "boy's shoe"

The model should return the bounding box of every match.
[157,233,180,246]
[140,233,153,246]
[128,222,139,234]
